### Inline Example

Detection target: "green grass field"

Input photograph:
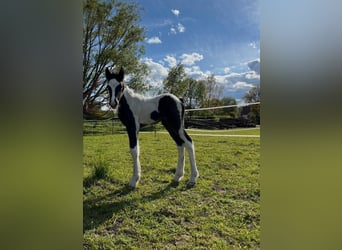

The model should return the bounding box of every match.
[83,128,260,249]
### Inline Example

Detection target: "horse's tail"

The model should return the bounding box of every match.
[179,98,192,141]
[179,99,186,127]
[176,97,185,120]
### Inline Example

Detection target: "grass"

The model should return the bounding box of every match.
[184,127,260,136]
[83,128,260,249]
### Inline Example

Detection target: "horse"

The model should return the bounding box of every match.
[105,67,199,188]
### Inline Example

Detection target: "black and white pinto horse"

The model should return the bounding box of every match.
[105,67,199,188]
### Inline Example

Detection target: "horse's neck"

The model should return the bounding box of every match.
[122,86,144,105]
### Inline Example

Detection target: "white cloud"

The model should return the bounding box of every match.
[170,23,186,34]
[223,67,231,73]
[171,9,180,16]
[180,52,204,66]
[232,81,255,89]
[164,55,177,68]
[170,27,177,34]
[177,23,185,33]
[214,67,259,96]
[184,65,209,79]
[245,71,260,80]
[215,74,230,84]
[142,58,168,88]
[141,56,260,99]
[146,36,162,44]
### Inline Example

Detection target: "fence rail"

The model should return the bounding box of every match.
[83,119,161,135]
[84,117,257,135]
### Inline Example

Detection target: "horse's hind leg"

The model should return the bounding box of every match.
[161,120,186,182]
[174,145,185,182]
[180,129,199,185]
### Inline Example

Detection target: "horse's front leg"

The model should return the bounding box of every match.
[127,126,141,188]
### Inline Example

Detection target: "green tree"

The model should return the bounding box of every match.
[221,97,238,117]
[83,0,147,116]
[243,84,260,103]
[183,78,207,109]
[204,74,223,107]
[126,62,150,93]
[243,85,260,123]
[195,80,207,108]
[162,63,187,97]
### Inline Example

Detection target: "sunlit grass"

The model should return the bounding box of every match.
[83,131,260,249]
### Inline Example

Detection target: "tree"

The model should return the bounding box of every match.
[243,84,260,103]
[126,62,150,93]
[204,74,223,107]
[243,85,260,123]
[221,97,238,117]
[183,78,207,109]
[195,80,207,108]
[83,0,147,117]
[162,63,187,97]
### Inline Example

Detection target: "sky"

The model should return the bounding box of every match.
[133,0,260,103]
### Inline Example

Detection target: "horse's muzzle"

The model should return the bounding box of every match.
[110,98,119,109]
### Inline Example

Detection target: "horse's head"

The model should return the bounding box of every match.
[105,67,125,109]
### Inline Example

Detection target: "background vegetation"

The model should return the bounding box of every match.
[83,0,260,122]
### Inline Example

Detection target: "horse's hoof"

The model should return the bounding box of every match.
[186,181,196,188]
[170,180,180,187]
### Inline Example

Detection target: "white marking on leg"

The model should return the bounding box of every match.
[180,129,199,184]
[129,142,141,188]
[173,146,185,182]
[186,141,199,184]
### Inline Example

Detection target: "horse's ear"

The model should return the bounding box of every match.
[118,67,124,82]
[105,67,112,80]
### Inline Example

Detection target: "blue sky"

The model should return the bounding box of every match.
[133,0,260,102]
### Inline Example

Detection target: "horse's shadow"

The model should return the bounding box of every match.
[83,181,183,232]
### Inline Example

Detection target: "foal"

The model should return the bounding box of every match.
[105,67,199,188]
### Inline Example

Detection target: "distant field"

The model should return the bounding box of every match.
[83,129,260,249]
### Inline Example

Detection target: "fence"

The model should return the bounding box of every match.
[84,116,257,135]
[83,102,260,135]
[83,118,162,135]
